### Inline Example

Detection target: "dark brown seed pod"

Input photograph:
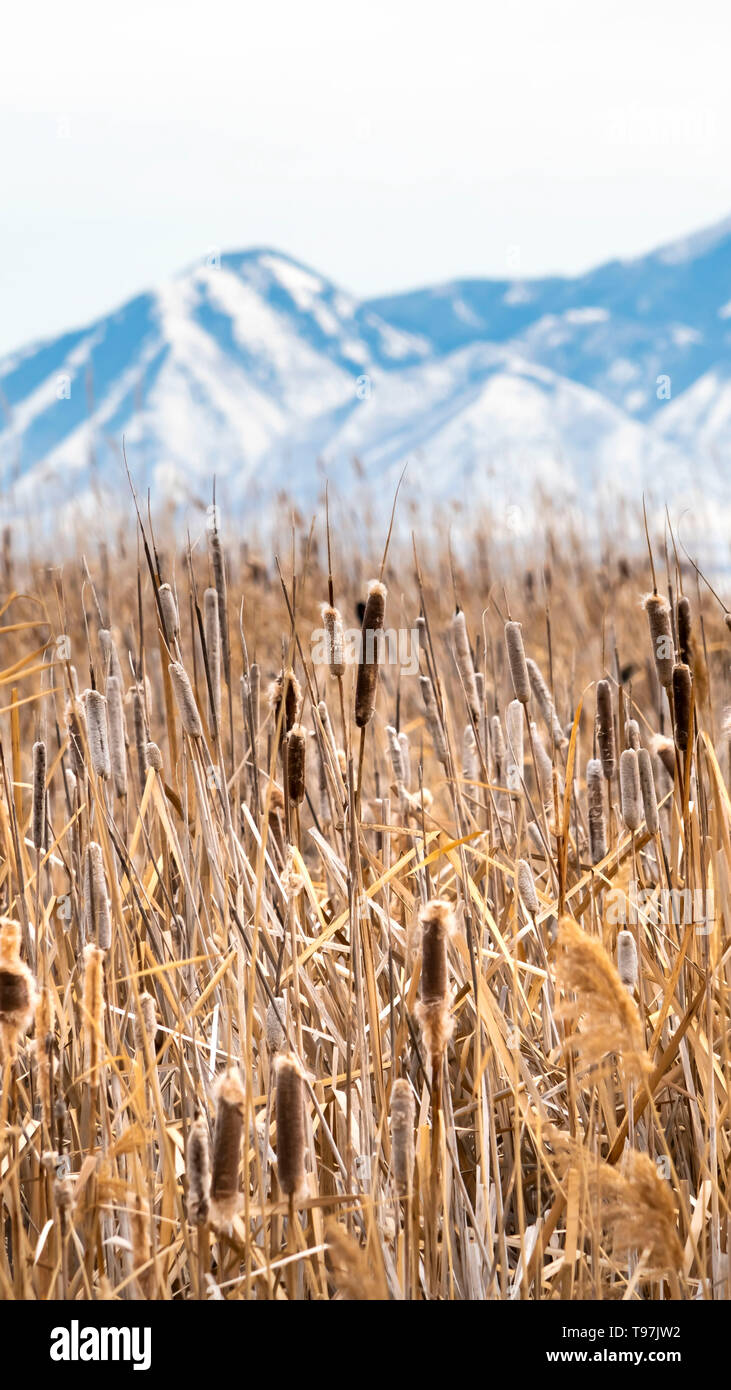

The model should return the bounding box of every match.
[505,620,531,704]
[390,1078,415,1198]
[416,899,455,1062]
[187,1111,211,1225]
[619,748,642,832]
[643,593,675,688]
[32,739,46,851]
[596,679,616,781]
[677,595,693,668]
[209,526,230,681]
[275,1053,306,1200]
[355,580,387,728]
[638,748,659,834]
[586,757,607,864]
[286,724,307,804]
[210,1068,245,1225]
[672,662,692,752]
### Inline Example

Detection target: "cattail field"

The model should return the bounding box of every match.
[0,493,730,1303]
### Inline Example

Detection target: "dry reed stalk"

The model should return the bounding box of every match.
[555,916,649,1080]
[209,525,230,682]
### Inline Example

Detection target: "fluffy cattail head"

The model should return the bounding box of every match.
[0,921,38,1062]
[32,739,47,851]
[134,991,158,1056]
[145,740,163,771]
[105,674,127,798]
[453,609,481,722]
[355,580,387,728]
[187,1111,211,1226]
[265,997,286,1052]
[416,899,455,1062]
[625,718,640,751]
[268,668,302,745]
[672,662,692,752]
[596,680,616,781]
[420,676,448,766]
[619,748,642,832]
[617,930,639,992]
[586,758,607,865]
[286,724,307,804]
[321,603,345,678]
[505,699,524,792]
[526,658,566,750]
[82,688,111,780]
[210,1068,245,1225]
[505,620,531,704]
[390,1078,415,1198]
[637,748,659,835]
[157,582,180,642]
[275,1053,306,1201]
[83,841,111,950]
[82,943,105,1085]
[169,662,203,738]
[643,593,675,688]
[517,858,540,916]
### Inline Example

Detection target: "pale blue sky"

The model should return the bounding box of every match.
[2,0,731,356]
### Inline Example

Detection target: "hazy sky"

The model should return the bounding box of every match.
[2,0,731,355]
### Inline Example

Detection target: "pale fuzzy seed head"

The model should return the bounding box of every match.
[105,674,127,798]
[652,734,676,782]
[586,758,607,864]
[462,722,478,782]
[145,740,163,771]
[505,699,524,791]
[321,603,345,677]
[505,620,531,703]
[616,931,639,992]
[99,629,123,685]
[83,841,111,950]
[203,587,222,730]
[637,747,659,834]
[420,676,448,766]
[187,1112,211,1226]
[619,748,642,832]
[265,997,286,1052]
[397,731,411,789]
[452,609,481,721]
[390,1078,415,1197]
[82,688,111,779]
[625,718,640,751]
[517,858,540,916]
[169,662,203,738]
[526,657,567,750]
[134,991,158,1055]
[158,582,180,641]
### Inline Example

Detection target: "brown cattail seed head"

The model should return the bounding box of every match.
[0,921,37,1061]
[158,582,180,642]
[286,724,307,804]
[625,718,640,751]
[203,587,222,736]
[32,739,46,851]
[672,662,692,752]
[106,674,127,798]
[82,943,105,1085]
[596,679,616,781]
[83,841,111,950]
[210,1068,245,1225]
[83,688,111,779]
[275,1053,306,1200]
[99,629,123,685]
[677,595,692,668]
[131,683,147,786]
[637,748,659,834]
[526,658,566,750]
[586,758,607,864]
[617,930,639,993]
[416,899,455,1062]
[643,593,675,688]
[145,740,163,771]
[452,609,481,721]
[355,580,386,728]
[169,661,203,738]
[134,991,158,1056]
[505,620,531,704]
[517,858,540,916]
[187,1112,211,1225]
[265,997,286,1052]
[209,526,230,677]
[619,748,642,831]
[420,675,448,766]
[321,603,345,678]
[390,1078,415,1198]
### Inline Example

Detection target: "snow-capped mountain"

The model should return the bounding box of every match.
[1,218,730,533]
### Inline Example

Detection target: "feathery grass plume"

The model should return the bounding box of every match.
[637,748,660,834]
[390,1078,415,1198]
[526,657,566,750]
[275,1053,306,1200]
[99,628,123,686]
[419,675,448,767]
[286,724,307,804]
[145,740,163,771]
[416,899,455,1065]
[31,738,46,851]
[82,943,105,1086]
[203,587,222,736]
[642,592,675,688]
[398,730,411,789]
[321,603,345,677]
[105,674,127,798]
[34,986,55,1132]
[452,608,481,721]
[616,930,638,993]
[555,916,649,1080]
[672,662,692,752]
[596,679,616,781]
[265,997,286,1053]
[83,841,111,950]
[462,722,478,782]
[590,1150,683,1273]
[210,1067,246,1225]
[134,991,158,1056]
[619,748,642,832]
[355,580,387,728]
[169,661,203,738]
[130,1192,153,1297]
[531,721,554,807]
[82,688,111,780]
[158,582,180,643]
[517,858,540,916]
[505,699,524,792]
[625,718,640,751]
[187,1111,211,1225]
[677,594,692,668]
[208,524,230,681]
[0,920,38,1062]
[491,713,505,781]
[505,619,531,704]
[586,758,607,864]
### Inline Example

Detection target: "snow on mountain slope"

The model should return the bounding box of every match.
[0,220,729,532]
